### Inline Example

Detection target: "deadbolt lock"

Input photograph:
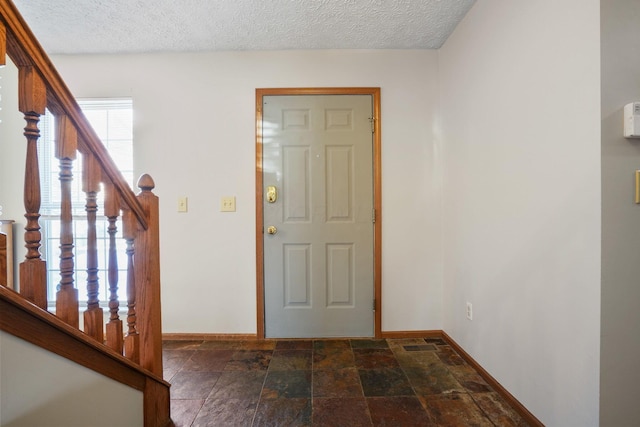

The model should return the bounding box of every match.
[266,186,277,203]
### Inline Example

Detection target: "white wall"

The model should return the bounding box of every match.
[0,57,24,219]
[0,4,615,424]
[0,57,28,281]
[0,331,143,426]
[47,50,443,334]
[600,0,640,424]
[438,1,601,426]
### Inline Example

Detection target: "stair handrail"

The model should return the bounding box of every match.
[0,0,147,230]
[0,1,169,424]
[0,0,162,375]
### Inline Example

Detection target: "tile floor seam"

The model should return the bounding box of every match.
[310,343,315,425]
[307,342,326,425]
[192,399,207,427]
[349,340,374,426]
[250,363,270,427]
[468,391,501,427]
[432,341,503,426]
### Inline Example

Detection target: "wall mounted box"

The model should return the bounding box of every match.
[624,102,640,138]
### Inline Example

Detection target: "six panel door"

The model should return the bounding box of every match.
[262,94,374,338]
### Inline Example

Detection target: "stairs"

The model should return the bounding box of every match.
[0,1,171,425]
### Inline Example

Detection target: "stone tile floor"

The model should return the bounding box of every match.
[164,338,530,426]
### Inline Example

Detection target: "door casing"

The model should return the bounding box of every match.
[256,87,381,339]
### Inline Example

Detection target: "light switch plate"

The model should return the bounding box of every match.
[221,196,236,212]
[177,197,188,213]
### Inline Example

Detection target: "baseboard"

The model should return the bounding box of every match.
[165,331,443,340]
[379,330,443,339]
[441,331,544,427]
[163,333,258,341]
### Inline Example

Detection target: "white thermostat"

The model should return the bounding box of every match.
[624,102,640,138]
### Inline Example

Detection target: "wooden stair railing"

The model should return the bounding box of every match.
[0,1,170,425]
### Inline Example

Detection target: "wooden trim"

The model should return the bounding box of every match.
[380,330,443,339]
[0,286,171,427]
[0,20,5,66]
[372,88,382,338]
[256,87,381,96]
[144,377,174,427]
[163,333,258,341]
[255,87,382,339]
[255,90,265,339]
[441,331,544,427]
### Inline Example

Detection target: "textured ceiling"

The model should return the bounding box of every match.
[12,0,475,54]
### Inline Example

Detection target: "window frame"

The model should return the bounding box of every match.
[38,98,134,307]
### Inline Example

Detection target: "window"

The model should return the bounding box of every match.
[38,99,133,305]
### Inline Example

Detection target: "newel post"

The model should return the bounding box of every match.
[134,174,162,376]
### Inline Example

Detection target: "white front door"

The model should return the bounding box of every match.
[261,94,375,338]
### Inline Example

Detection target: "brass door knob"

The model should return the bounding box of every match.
[267,226,277,235]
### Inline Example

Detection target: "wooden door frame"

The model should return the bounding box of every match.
[255,87,382,339]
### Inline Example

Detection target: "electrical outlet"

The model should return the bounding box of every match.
[466,302,473,320]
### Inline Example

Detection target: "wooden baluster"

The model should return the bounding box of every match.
[83,154,103,341]
[18,66,47,309]
[55,115,79,327]
[135,174,162,376]
[104,181,123,353]
[122,208,139,363]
